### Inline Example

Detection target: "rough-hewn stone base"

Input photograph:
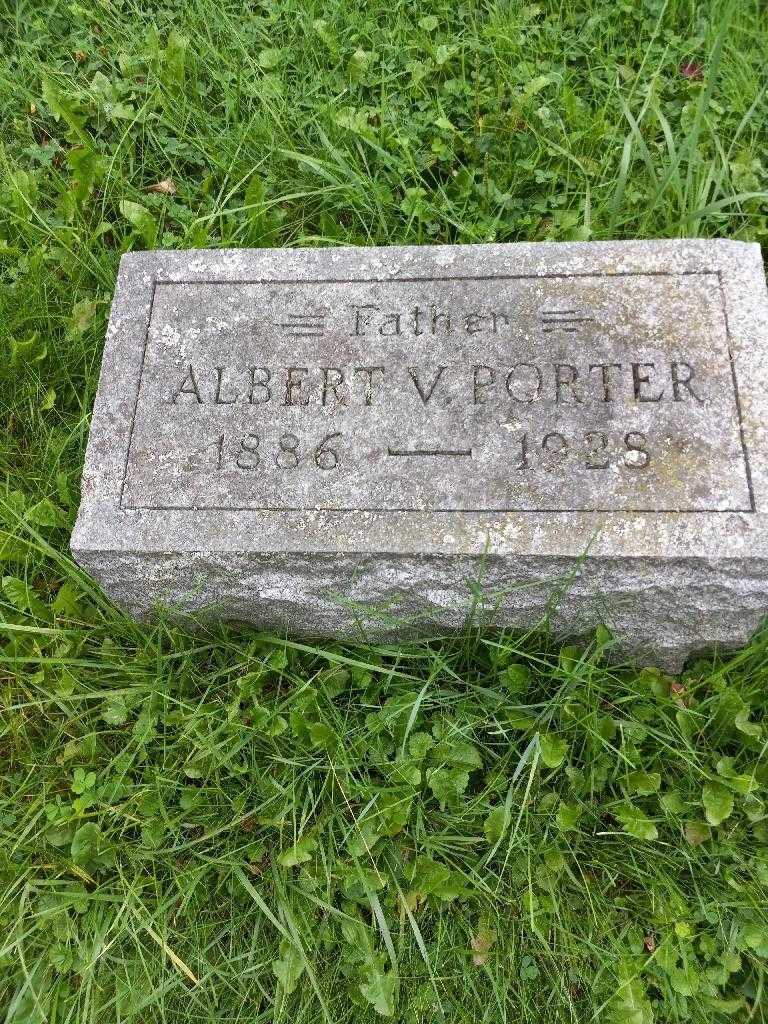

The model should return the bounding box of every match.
[73,546,768,671]
[72,240,768,669]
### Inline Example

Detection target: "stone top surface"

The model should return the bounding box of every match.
[72,239,768,560]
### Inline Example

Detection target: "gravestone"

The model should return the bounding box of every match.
[71,240,768,669]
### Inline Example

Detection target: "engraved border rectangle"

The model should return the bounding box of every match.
[118,270,755,514]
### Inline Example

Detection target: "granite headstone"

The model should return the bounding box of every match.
[71,240,768,669]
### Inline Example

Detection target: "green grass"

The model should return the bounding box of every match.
[2,0,768,1020]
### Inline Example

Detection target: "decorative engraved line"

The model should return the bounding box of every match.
[716,269,756,512]
[118,279,157,509]
[540,308,594,333]
[156,270,722,284]
[278,312,327,337]
[387,448,473,457]
[119,505,754,514]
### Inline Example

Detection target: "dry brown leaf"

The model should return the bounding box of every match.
[470,928,496,966]
[146,177,176,196]
[644,934,656,952]
[670,680,687,706]
[680,61,703,81]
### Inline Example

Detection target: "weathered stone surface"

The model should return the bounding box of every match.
[71,240,768,669]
